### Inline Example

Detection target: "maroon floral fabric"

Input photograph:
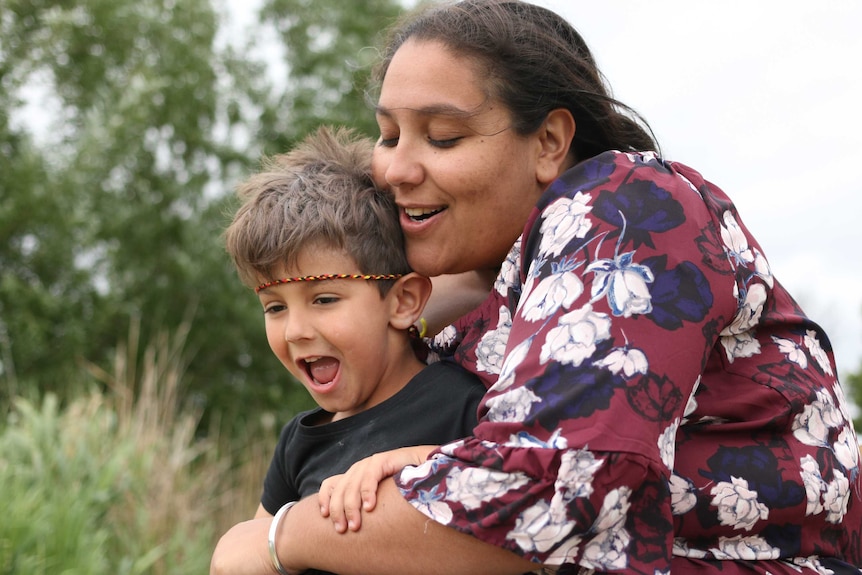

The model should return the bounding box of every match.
[395,151,862,574]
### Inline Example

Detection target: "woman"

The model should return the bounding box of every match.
[211,1,862,573]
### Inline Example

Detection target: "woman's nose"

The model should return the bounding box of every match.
[381,142,424,190]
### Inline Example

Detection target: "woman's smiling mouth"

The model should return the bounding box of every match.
[404,206,445,221]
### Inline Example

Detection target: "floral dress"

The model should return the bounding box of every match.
[395,151,862,574]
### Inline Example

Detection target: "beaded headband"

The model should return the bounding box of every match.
[255,273,404,293]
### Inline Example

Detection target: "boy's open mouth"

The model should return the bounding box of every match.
[303,356,340,385]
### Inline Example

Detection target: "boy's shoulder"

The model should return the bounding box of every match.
[417,360,484,391]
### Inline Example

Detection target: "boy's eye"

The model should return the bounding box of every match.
[378,136,399,148]
[263,303,286,315]
[313,295,339,305]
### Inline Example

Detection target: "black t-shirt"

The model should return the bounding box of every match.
[261,360,485,514]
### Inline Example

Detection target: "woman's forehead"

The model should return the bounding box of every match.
[378,39,488,110]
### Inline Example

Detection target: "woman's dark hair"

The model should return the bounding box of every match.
[373,0,658,161]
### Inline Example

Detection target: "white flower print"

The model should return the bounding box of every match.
[554,448,604,501]
[506,428,568,450]
[669,474,698,515]
[445,466,531,511]
[800,454,825,516]
[658,419,679,470]
[485,385,541,423]
[593,345,648,379]
[772,335,808,369]
[542,533,584,566]
[409,486,455,525]
[721,283,767,336]
[580,488,632,571]
[710,535,780,560]
[476,306,511,375]
[400,454,444,481]
[538,194,593,258]
[804,330,834,376]
[587,250,654,317]
[834,427,861,471]
[792,388,845,447]
[720,331,761,362]
[720,211,754,268]
[672,538,708,559]
[753,250,774,288]
[682,376,701,424]
[507,499,577,554]
[495,238,521,297]
[823,469,850,524]
[493,336,533,392]
[520,260,584,323]
[540,304,612,367]
[791,556,837,575]
[832,383,856,431]
[436,440,465,457]
[710,476,768,531]
[430,324,457,349]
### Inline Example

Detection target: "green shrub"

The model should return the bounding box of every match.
[0,323,271,574]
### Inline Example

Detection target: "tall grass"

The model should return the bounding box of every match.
[0,321,273,574]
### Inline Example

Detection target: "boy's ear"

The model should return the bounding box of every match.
[535,107,576,185]
[388,272,432,330]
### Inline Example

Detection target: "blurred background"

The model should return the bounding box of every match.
[1,0,859,572]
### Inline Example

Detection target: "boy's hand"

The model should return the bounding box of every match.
[318,445,437,533]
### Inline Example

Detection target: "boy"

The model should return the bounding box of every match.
[222,126,484,525]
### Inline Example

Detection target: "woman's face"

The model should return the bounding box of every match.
[371,39,548,278]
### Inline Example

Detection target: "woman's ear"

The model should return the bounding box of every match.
[536,108,576,185]
[388,273,433,330]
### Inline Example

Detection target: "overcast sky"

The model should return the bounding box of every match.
[522,1,862,376]
[226,0,862,376]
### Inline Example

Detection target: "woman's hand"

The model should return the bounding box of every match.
[318,445,437,532]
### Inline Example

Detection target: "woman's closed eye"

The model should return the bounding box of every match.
[428,136,461,148]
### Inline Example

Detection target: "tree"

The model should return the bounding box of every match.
[0,0,403,429]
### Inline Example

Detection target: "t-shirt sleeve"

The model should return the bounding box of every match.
[260,417,302,515]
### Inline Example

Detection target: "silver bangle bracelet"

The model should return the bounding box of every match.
[268,501,298,575]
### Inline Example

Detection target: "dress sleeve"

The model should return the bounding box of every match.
[395,151,740,571]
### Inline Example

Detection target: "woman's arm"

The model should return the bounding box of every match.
[422,272,493,336]
[210,478,537,575]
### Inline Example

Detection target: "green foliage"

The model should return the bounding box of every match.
[0,0,404,428]
[0,323,272,574]
[846,364,862,433]
[258,0,403,153]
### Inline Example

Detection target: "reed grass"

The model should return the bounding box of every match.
[0,320,272,574]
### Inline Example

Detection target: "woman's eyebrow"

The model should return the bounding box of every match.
[374,103,479,119]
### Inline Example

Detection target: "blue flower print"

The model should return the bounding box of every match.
[643,255,713,330]
[592,179,685,250]
[701,446,805,510]
[531,355,626,429]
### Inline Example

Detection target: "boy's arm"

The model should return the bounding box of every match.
[210,478,537,575]
[253,503,273,520]
[318,445,436,532]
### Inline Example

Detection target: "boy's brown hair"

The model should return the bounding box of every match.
[225,126,410,294]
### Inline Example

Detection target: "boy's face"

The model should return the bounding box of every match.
[257,245,422,421]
